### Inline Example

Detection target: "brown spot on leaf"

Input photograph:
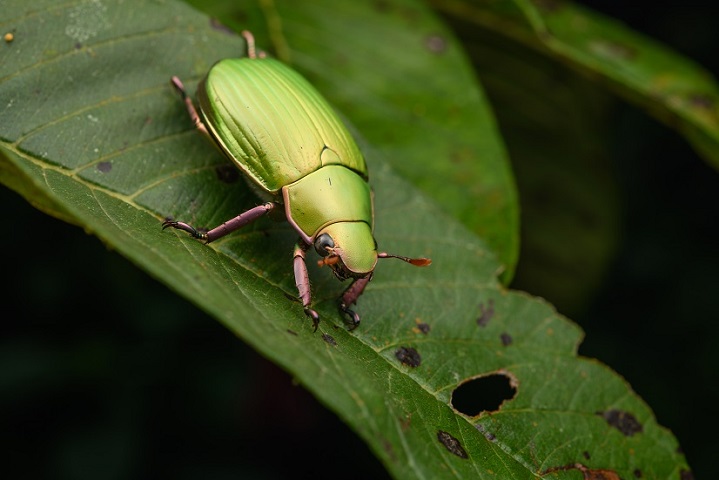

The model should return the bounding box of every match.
[583,451,591,460]
[436,430,468,459]
[322,333,337,346]
[633,468,642,478]
[452,371,518,416]
[286,329,298,336]
[413,318,430,335]
[395,346,421,367]
[381,437,396,462]
[399,414,411,432]
[543,463,620,480]
[583,468,620,480]
[500,332,513,346]
[597,409,643,436]
[97,161,112,173]
[477,299,495,327]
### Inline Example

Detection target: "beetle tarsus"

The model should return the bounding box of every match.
[304,307,320,332]
[339,302,361,331]
[162,220,208,241]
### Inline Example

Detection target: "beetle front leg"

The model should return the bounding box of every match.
[170,76,211,140]
[339,275,372,330]
[163,202,275,243]
[293,242,320,331]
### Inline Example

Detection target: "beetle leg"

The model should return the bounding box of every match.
[293,242,320,331]
[339,275,372,330]
[170,75,211,139]
[163,202,275,243]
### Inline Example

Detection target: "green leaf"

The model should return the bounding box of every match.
[431,0,719,171]
[1,0,690,478]
[183,0,520,281]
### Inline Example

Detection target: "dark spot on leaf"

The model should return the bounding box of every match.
[97,161,112,173]
[395,346,421,367]
[477,299,494,327]
[75,42,82,49]
[209,18,235,35]
[475,423,496,442]
[680,470,694,480]
[286,329,298,336]
[452,371,518,416]
[215,164,239,183]
[500,332,513,346]
[424,34,447,54]
[413,319,430,335]
[322,333,337,346]
[582,468,620,480]
[400,414,411,431]
[597,409,643,436]
[688,93,715,109]
[381,437,396,462]
[633,468,642,478]
[543,464,620,480]
[436,430,468,459]
[583,451,591,460]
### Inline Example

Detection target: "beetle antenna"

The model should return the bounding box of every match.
[378,252,432,267]
[241,30,257,59]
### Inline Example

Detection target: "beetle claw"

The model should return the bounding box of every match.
[304,307,320,332]
[339,302,361,331]
[162,220,208,241]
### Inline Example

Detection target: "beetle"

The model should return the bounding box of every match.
[163,31,430,331]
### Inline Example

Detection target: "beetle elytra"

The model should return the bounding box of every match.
[163,31,430,331]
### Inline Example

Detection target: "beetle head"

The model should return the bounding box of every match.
[315,222,377,280]
[315,222,432,280]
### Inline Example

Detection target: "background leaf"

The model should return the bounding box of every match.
[431,0,719,171]
[0,0,696,479]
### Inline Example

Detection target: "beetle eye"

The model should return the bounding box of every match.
[314,233,335,256]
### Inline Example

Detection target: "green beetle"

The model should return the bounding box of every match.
[163,31,430,330]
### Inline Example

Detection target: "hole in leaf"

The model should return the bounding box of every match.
[451,371,517,416]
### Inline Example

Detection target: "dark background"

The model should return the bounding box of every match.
[2,2,717,478]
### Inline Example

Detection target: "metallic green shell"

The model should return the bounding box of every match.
[198,57,367,194]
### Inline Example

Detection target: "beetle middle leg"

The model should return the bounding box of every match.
[163,202,275,243]
[293,242,320,331]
